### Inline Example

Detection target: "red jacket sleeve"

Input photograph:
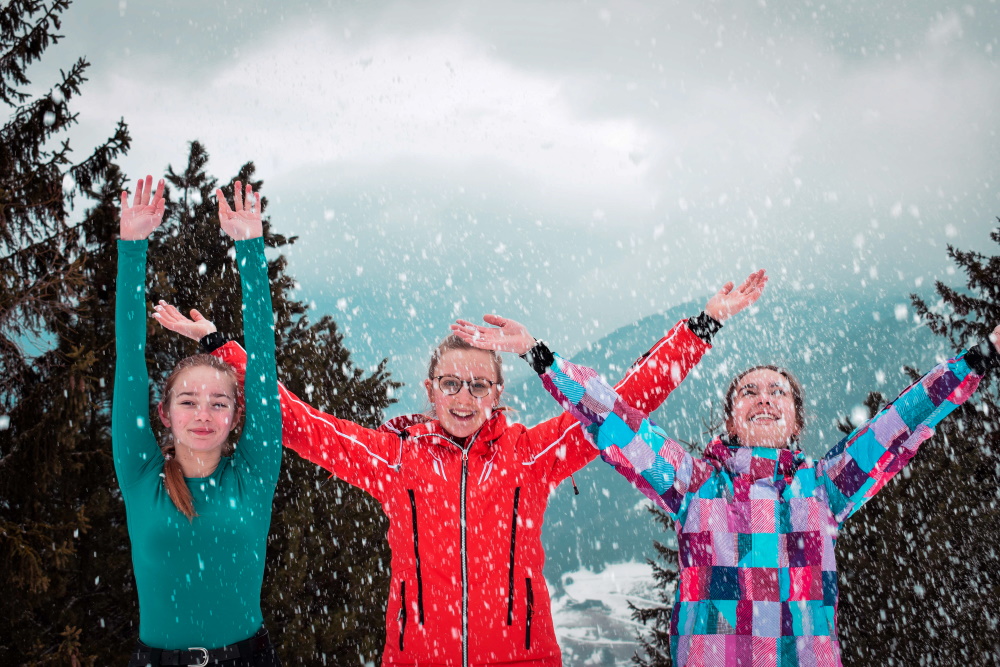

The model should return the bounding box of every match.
[213,341,401,501]
[520,319,710,486]
[614,318,711,414]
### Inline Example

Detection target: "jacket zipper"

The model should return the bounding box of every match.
[407,489,425,624]
[506,487,521,625]
[399,581,407,651]
[460,446,469,667]
[525,577,534,650]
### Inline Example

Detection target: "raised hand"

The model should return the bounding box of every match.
[451,314,536,355]
[152,300,218,342]
[704,269,768,322]
[119,175,166,241]
[216,181,263,241]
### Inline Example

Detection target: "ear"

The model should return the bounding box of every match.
[424,378,435,406]
[157,402,171,428]
[494,384,504,408]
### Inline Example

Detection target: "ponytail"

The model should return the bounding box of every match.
[161,442,196,520]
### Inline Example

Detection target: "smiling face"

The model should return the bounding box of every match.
[725,368,802,449]
[424,347,503,440]
[158,365,240,455]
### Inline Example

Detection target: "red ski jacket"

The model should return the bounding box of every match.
[213,319,711,666]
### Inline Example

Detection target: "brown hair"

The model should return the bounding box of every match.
[723,365,806,441]
[159,355,243,519]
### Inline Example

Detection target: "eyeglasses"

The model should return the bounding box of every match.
[432,375,500,398]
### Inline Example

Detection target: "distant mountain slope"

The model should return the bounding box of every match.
[530,286,945,581]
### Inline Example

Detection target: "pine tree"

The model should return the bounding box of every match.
[1,1,130,663]
[836,221,1000,665]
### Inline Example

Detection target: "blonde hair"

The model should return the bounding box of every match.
[159,355,243,519]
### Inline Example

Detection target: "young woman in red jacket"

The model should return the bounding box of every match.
[152,270,765,666]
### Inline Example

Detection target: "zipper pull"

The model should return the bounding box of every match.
[463,449,469,461]
[570,474,580,495]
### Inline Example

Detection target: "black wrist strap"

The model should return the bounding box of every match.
[520,339,555,375]
[688,311,723,344]
[199,331,228,353]
[965,339,1000,376]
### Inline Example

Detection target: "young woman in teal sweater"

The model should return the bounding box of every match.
[114,176,282,666]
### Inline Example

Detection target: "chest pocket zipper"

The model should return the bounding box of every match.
[399,581,407,651]
[525,577,534,650]
[507,487,521,625]
[407,489,425,624]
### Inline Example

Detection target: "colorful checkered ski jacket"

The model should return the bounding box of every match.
[529,343,990,667]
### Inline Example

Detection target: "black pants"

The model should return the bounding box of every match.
[126,628,281,667]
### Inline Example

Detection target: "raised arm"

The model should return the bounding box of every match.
[819,326,1000,525]
[453,270,767,414]
[215,182,282,482]
[112,176,166,488]
[522,341,714,521]
[152,303,404,501]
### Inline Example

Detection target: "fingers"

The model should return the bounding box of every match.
[716,281,734,296]
[482,314,507,327]
[253,191,261,217]
[190,309,206,322]
[119,190,129,218]
[233,181,244,212]
[216,189,232,220]
[152,177,165,205]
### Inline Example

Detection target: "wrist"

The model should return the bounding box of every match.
[688,311,723,344]
[520,339,555,374]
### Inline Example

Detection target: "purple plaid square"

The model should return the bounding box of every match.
[831,457,869,497]
[870,406,906,446]
[925,365,960,405]
[786,531,822,567]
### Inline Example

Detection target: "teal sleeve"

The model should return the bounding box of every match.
[232,237,282,484]
[112,240,161,490]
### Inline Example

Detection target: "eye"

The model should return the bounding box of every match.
[470,380,491,393]
[740,388,757,397]
[214,402,231,409]
[773,388,786,396]
[440,377,462,392]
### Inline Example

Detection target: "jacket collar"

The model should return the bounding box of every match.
[703,435,804,482]
[380,409,510,456]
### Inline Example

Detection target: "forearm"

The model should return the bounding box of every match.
[526,341,701,516]
[613,315,716,413]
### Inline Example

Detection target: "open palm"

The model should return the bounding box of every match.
[119,175,165,241]
[217,181,263,240]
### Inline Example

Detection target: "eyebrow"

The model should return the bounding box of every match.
[739,382,789,390]
[176,391,233,399]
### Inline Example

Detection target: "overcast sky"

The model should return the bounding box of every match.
[35,0,1000,406]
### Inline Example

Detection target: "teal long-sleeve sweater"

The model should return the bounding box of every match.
[112,238,281,649]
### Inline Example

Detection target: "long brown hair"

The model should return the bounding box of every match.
[159,355,243,519]
[723,365,806,441]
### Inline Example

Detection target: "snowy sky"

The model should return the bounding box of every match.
[38,0,1000,405]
